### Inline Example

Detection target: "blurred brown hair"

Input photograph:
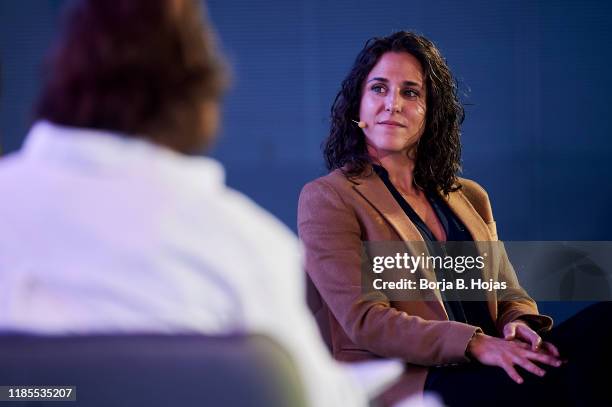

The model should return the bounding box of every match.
[35,0,227,154]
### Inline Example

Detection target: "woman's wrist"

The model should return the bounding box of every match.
[465,330,484,360]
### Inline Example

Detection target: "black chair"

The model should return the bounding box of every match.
[0,333,306,407]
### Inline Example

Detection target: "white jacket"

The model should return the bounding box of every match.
[0,121,367,407]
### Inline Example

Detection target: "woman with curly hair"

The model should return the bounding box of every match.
[298,31,611,406]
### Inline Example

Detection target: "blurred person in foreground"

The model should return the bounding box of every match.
[0,1,368,405]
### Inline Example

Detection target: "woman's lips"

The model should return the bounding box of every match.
[377,120,406,127]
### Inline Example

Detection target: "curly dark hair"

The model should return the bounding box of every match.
[35,0,228,154]
[323,31,464,194]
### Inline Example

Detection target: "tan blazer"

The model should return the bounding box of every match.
[297,166,552,402]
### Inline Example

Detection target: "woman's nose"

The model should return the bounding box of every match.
[385,90,402,113]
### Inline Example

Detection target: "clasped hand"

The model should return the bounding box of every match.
[467,320,563,384]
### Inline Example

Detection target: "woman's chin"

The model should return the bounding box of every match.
[372,140,415,154]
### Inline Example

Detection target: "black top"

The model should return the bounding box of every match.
[373,165,498,336]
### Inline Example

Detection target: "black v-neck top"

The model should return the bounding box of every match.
[373,165,497,336]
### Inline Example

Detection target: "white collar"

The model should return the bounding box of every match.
[22,121,226,189]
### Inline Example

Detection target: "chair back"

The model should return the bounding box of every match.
[0,333,306,407]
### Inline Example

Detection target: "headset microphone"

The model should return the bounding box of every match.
[351,119,367,129]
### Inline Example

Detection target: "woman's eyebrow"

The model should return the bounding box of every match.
[366,77,422,88]
[367,77,389,83]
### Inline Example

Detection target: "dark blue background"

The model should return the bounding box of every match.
[1,0,610,322]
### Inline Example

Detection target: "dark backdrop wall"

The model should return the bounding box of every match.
[1,0,610,322]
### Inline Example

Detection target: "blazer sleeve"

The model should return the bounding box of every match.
[460,179,553,334]
[298,179,480,366]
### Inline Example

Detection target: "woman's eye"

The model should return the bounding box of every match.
[371,84,386,94]
[403,89,419,97]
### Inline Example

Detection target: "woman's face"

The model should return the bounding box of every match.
[358,51,427,159]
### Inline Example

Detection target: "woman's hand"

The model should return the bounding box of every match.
[503,320,561,358]
[467,332,563,384]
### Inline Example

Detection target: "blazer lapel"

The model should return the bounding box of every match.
[352,171,499,320]
[352,171,491,242]
[443,190,497,317]
[442,190,492,242]
[352,172,447,312]
[352,172,422,242]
